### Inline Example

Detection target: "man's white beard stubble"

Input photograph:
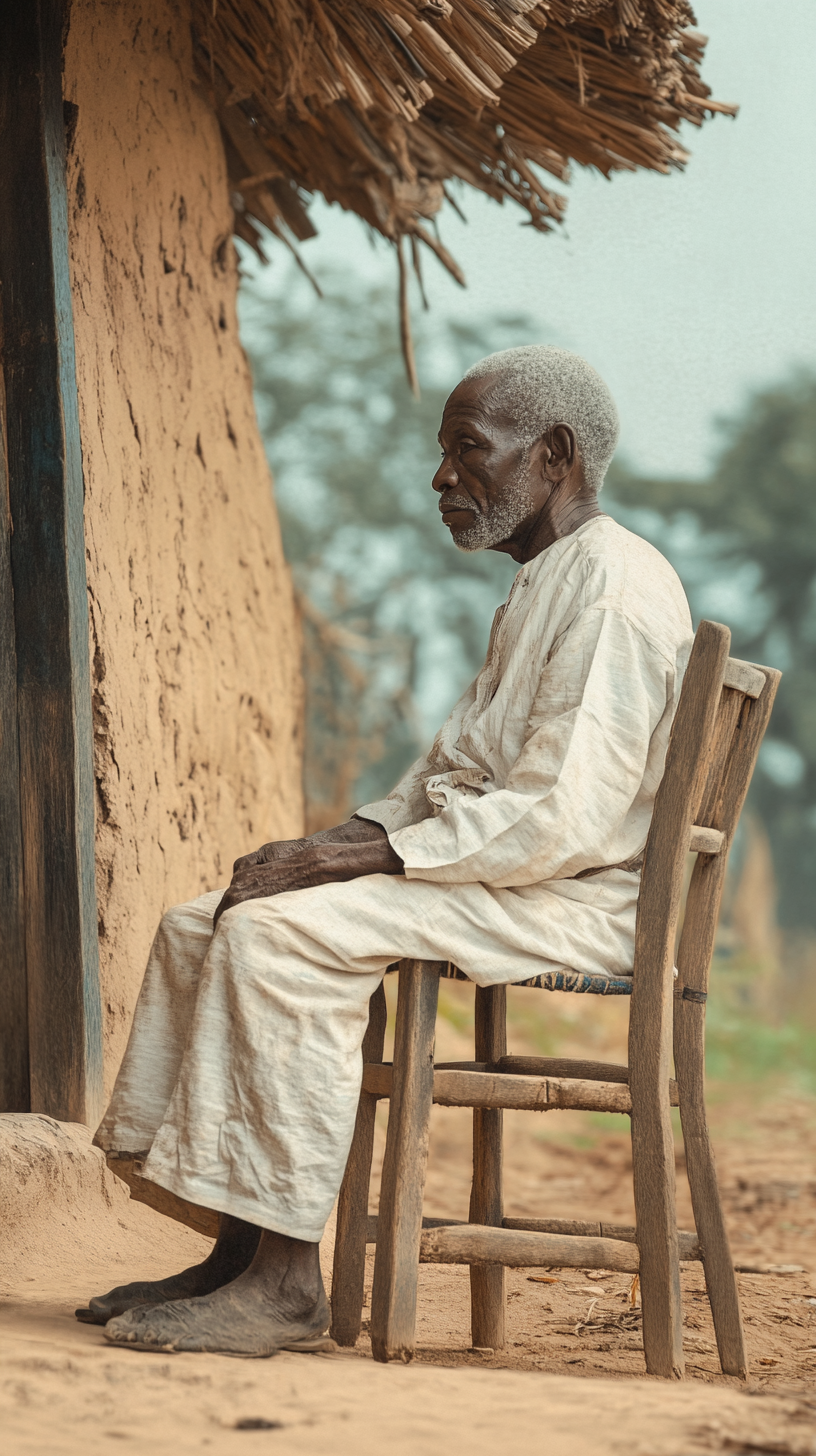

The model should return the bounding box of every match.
[448,462,535,552]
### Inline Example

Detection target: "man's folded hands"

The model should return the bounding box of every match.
[213,817,403,924]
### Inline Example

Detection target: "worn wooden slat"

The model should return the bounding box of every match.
[420,1223,640,1273]
[688,825,724,854]
[363,1063,679,1113]
[470,984,506,1350]
[367,1214,468,1242]
[497,1055,630,1083]
[107,1155,219,1239]
[0,0,102,1126]
[370,960,442,1363]
[502,1218,701,1261]
[630,620,730,1378]
[366,1214,701,1262]
[0,365,28,1111]
[331,982,387,1346]
[722,658,766,699]
[695,688,744,828]
[675,666,780,1380]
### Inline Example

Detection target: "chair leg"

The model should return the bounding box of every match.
[370,959,442,1363]
[629,962,685,1379]
[330,982,387,1346]
[469,984,506,1350]
[675,999,747,1378]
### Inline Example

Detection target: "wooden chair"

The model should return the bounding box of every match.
[330,621,780,1380]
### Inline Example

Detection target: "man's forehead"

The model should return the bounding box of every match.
[441,374,510,429]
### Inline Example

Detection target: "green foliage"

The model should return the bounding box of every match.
[607,374,816,929]
[239,263,524,822]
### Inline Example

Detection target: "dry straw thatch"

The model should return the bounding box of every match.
[192,0,733,382]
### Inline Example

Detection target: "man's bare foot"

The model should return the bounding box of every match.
[75,1214,261,1325]
[103,1231,332,1357]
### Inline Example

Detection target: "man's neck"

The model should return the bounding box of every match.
[504,491,606,564]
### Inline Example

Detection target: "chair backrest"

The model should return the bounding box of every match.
[631,620,781,1011]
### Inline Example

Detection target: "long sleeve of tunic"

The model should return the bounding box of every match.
[356,517,693,890]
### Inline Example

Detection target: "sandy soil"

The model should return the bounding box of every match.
[2,982,815,1453]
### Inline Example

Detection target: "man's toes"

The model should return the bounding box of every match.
[75,1307,105,1325]
[86,1295,121,1323]
[80,1281,169,1324]
[105,1305,172,1348]
[75,1292,128,1325]
[103,1297,271,1357]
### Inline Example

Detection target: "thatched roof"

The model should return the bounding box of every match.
[193,0,733,379]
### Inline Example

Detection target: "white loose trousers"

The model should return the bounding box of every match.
[97,864,639,1242]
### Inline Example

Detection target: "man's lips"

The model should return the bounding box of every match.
[440,498,476,523]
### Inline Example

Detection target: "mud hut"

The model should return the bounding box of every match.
[0,0,728,1128]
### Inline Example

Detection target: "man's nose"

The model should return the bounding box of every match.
[432,456,457,494]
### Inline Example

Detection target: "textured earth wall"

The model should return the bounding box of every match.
[63,0,304,1098]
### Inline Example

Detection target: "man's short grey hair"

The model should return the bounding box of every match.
[464,345,620,492]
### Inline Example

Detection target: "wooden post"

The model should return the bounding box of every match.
[0,0,103,1125]
[370,960,442,1363]
[675,665,780,1379]
[629,621,730,1379]
[469,984,506,1349]
[0,367,28,1112]
[331,982,387,1345]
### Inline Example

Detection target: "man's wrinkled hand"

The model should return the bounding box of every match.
[214,823,403,926]
[231,837,311,876]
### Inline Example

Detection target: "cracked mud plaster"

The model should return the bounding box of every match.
[63,0,304,1098]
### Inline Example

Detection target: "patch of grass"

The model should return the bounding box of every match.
[532,1126,601,1151]
[584,1111,630,1136]
[705,1008,816,1093]
[704,957,816,1095]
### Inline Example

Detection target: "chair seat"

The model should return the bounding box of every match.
[389,961,634,994]
[443,964,634,995]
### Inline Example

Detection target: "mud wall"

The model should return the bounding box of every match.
[63,0,304,1098]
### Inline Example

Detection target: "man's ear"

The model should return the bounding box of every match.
[542,424,577,483]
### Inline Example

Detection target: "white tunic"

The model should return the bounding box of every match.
[358,515,692,897]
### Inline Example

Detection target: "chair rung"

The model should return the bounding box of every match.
[689,824,725,854]
[362,1063,679,1113]
[367,1214,466,1243]
[502,1217,700,1262]
[496,1055,630,1083]
[419,1223,641,1273]
[435,1058,631,1083]
[723,657,766,698]
[365,1214,700,1262]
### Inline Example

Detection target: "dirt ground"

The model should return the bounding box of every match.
[2,981,815,1453]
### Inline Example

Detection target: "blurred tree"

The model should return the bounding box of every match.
[607,373,816,930]
[239,264,527,827]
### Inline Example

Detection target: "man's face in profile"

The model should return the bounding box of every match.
[433,375,538,553]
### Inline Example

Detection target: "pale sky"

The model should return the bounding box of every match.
[248,0,816,479]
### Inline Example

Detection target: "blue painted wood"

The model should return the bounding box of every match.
[0,369,29,1111]
[0,0,103,1125]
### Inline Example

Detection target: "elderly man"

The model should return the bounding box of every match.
[82,346,692,1355]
